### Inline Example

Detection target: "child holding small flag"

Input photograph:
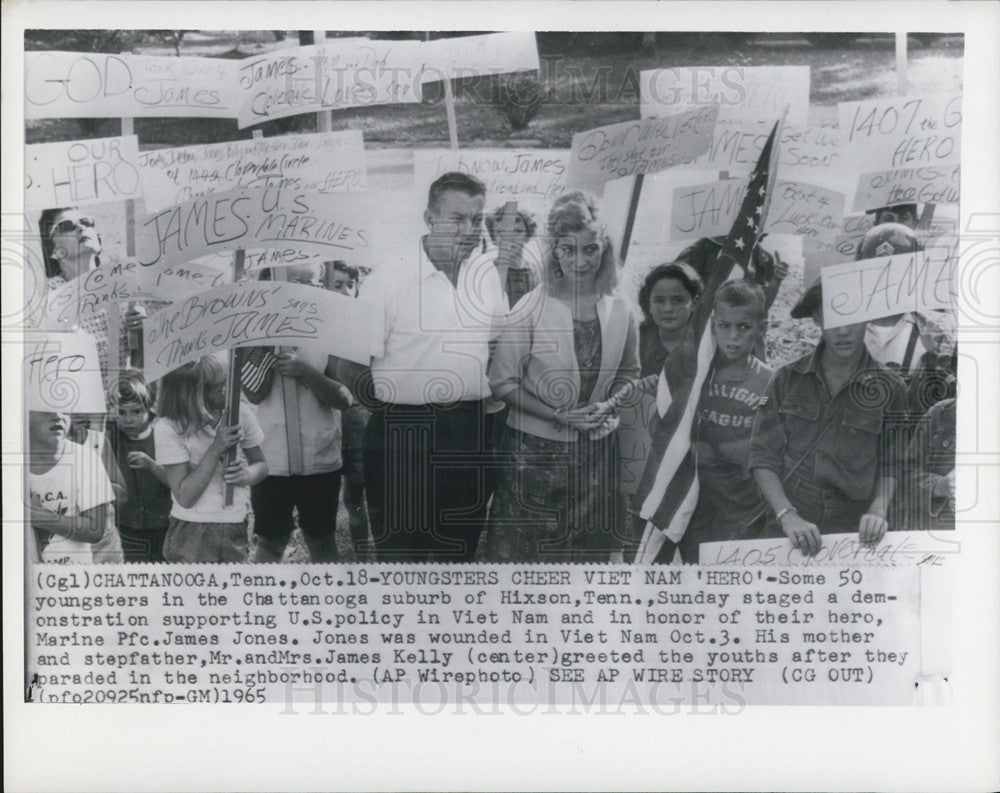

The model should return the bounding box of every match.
[246,262,353,563]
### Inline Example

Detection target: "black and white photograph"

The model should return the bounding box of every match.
[4,2,999,791]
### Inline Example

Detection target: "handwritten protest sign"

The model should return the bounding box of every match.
[820,242,957,328]
[420,32,539,82]
[143,281,375,381]
[838,93,962,171]
[566,106,718,193]
[670,176,844,243]
[25,136,141,210]
[236,39,425,127]
[851,164,961,213]
[700,530,959,566]
[134,187,371,269]
[413,149,569,219]
[25,52,240,119]
[669,176,748,240]
[640,65,811,126]
[137,131,367,212]
[24,333,106,413]
[766,181,845,244]
[776,125,848,187]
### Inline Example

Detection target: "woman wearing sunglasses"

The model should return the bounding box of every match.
[486,191,640,562]
[38,206,150,372]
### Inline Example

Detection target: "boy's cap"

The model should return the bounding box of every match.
[856,222,921,260]
[790,283,823,319]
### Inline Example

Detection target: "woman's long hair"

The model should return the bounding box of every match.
[543,190,619,297]
[155,356,226,436]
[38,206,101,279]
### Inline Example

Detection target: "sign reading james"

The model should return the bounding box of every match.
[137,130,367,212]
[134,187,371,269]
[820,241,957,328]
[24,51,240,119]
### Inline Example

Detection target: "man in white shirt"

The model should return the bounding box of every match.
[336,172,507,561]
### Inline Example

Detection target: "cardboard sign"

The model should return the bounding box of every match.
[420,32,540,82]
[24,52,240,119]
[236,39,425,128]
[137,130,368,212]
[566,106,718,193]
[24,136,141,210]
[669,176,749,240]
[838,93,962,171]
[820,242,957,328]
[24,332,106,413]
[851,164,961,213]
[143,281,375,381]
[766,181,845,244]
[640,65,811,126]
[700,530,959,566]
[776,125,848,187]
[134,187,371,269]
[413,149,570,220]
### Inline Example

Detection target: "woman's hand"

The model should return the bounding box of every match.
[565,404,606,432]
[858,513,888,545]
[124,305,147,331]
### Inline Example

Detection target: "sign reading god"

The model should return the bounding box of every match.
[838,93,962,171]
[236,39,426,127]
[25,136,141,210]
[137,130,367,212]
[413,149,569,219]
[134,187,371,269]
[24,52,240,119]
[566,106,718,193]
[851,164,960,213]
[640,65,811,126]
[420,32,540,81]
[820,242,957,328]
[143,281,375,381]
[24,332,106,414]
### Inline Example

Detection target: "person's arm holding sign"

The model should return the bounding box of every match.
[275,351,353,411]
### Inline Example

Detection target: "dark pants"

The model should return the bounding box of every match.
[118,525,168,563]
[251,470,343,543]
[364,401,491,562]
[763,473,869,537]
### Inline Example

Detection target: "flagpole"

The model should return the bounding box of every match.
[619,173,644,264]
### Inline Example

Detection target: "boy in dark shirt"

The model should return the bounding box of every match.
[107,370,173,562]
[750,283,908,556]
[684,281,774,557]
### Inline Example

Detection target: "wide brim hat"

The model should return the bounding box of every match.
[790,282,822,320]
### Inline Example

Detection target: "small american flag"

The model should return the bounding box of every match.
[633,119,781,563]
[239,346,278,404]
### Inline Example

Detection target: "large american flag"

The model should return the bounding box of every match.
[633,120,781,563]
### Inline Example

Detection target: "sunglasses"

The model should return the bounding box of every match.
[50,216,96,236]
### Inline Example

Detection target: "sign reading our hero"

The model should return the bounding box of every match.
[25,52,240,119]
[413,149,569,219]
[135,187,371,269]
[567,106,718,193]
[25,136,141,210]
[820,240,957,329]
[24,332,106,413]
[143,281,375,381]
[137,130,367,212]
[236,39,426,127]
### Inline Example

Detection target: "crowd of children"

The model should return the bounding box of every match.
[28,182,957,565]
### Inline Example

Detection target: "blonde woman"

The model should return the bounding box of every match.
[487,191,639,562]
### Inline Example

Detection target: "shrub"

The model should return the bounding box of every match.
[493,73,547,132]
